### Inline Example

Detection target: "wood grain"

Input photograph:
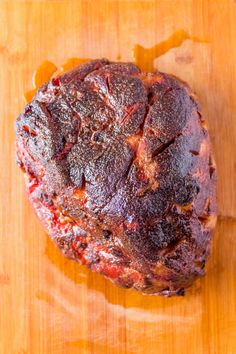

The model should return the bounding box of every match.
[1,1,236,353]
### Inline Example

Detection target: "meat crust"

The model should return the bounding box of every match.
[15,59,217,296]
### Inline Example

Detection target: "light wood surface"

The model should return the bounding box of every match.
[1,1,236,353]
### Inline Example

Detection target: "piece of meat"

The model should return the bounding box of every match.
[15,59,217,296]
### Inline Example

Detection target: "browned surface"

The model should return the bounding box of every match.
[15,60,216,295]
[1,1,236,353]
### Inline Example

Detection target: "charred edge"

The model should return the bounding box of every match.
[205,198,211,214]
[176,288,185,296]
[17,159,26,173]
[197,111,204,123]
[55,142,76,161]
[103,230,112,239]
[164,87,173,96]
[208,155,215,178]
[105,75,111,94]
[139,103,151,137]
[190,150,199,156]
[209,166,215,178]
[198,215,210,226]
[137,85,157,135]
[194,259,206,270]
[152,135,180,158]
[81,173,86,190]
[79,242,88,250]
[124,155,136,178]
[147,92,155,105]
[160,236,183,257]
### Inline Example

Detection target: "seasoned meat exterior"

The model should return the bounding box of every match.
[15,59,217,296]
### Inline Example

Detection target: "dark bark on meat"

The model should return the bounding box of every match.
[15,59,217,296]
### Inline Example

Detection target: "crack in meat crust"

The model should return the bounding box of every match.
[15,59,217,296]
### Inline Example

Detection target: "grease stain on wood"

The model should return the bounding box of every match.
[133,29,208,71]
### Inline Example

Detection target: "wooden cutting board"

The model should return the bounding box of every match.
[1,1,236,353]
